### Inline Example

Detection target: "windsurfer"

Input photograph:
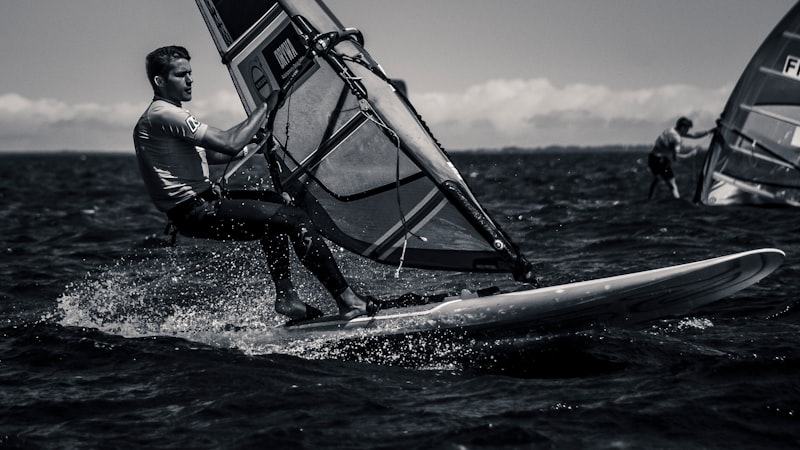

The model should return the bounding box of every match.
[133,45,378,323]
[647,116,715,200]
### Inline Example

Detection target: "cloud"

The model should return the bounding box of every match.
[411,78,731,149]
[0,79,730,151]
[0,91,245,152]
[0,93,144,151]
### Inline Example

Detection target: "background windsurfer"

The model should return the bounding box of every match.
[133,45,378,323]
[647,116,715,200]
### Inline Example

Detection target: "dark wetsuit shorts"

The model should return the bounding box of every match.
[648,153,674,180]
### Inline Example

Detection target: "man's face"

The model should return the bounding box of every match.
[158,58,193,104]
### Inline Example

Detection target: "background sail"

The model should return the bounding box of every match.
[195,0,528,274]
[694,3,800,206]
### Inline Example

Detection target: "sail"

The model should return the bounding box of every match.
[694,2,800,206]
[195,0,533,277]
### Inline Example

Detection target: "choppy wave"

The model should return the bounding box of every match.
[2,151,799,449]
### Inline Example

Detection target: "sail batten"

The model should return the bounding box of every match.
[783,30,800,40]
[759,66,800,83]
[740,104,800,127]
[695,2,800,206]
[730,144,797,169]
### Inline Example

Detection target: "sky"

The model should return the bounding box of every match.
[0,0,796,152]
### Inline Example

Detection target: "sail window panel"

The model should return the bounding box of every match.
[409,205,493,251]
[741,105,800,165]
[729,143,797,169]
[720,150,799,186]
[312,123,421,197]
[307,180,492,252]
[205,0,279,44]
[742,105,798,146]
[271,68,361,167]
[309,176,432,239]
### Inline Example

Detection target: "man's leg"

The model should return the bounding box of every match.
[213,194,373,319]
[260,232,322,320]
[648,177,659,199]
[647,155,662,200]
[667,177,680,199]
[270,207,371,318]
[222,190,315,318]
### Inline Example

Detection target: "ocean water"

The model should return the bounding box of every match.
[1,150,799,449]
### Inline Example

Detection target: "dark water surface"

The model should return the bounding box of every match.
[1,151,799,449]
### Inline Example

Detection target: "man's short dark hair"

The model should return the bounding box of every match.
[676,116,693,129]
[145,45,190,90]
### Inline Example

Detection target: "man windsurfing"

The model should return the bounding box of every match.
[647,116,715,200]
[133,45,378,324]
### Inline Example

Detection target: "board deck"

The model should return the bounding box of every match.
[284,248,784,336]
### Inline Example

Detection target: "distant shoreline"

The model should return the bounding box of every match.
[0,145,652,155]
[455,144,650,154]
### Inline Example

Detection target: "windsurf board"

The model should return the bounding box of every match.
[284,248,784,336]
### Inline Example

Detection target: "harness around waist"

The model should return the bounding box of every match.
[167,188,219,221]
[650,147,672,158]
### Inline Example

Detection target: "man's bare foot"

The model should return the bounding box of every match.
[274,281,322,321]
[275,295,308,319]
[335,287,379,319]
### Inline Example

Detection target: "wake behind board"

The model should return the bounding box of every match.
[285,249,784,336]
